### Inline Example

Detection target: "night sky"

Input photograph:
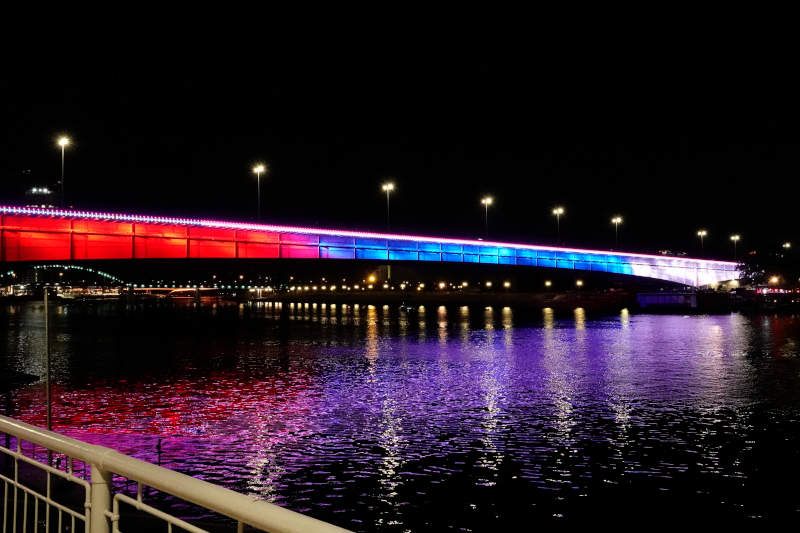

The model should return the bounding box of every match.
[2,39,797,258]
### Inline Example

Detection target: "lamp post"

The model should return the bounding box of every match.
[697,229,707,254]
[382,182,395,230]
[481,196,493,238]
[611,216,623,248]
[44,288,51,431]
[253,164,267,221]
[730,234,740,261]
[552,206,564,243]
[57,136,70,208]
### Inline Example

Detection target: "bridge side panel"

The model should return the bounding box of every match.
[189,240,237,258]
[236,243,280,258]
[236,229,281,258]
[134,237,189,259]
[2,230,72,261]
[72,234,134,260]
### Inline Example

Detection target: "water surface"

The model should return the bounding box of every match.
[3,301,800,529]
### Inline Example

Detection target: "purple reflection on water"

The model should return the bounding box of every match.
[3,302,800,529]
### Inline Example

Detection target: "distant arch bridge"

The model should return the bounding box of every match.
[0,205,739,287]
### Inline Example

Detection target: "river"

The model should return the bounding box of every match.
[3,300,800,529]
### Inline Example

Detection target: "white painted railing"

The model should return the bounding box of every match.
[0,415,351,533]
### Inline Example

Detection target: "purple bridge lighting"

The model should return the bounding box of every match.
[0,205,740,286]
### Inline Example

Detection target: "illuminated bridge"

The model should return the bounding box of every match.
[0,205,739,286]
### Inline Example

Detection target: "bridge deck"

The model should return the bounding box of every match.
[0,206,739,286]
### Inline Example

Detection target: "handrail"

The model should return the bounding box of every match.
[0,415,352,533]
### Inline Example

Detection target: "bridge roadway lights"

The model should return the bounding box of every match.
[0,205,740,287]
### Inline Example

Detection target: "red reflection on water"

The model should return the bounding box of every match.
[9,368,317,449]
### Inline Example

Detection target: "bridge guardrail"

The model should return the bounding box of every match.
[1,415,351,533]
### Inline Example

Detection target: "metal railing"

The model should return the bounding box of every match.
[1,415,351,533]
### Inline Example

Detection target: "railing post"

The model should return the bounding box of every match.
[90,464,112,533]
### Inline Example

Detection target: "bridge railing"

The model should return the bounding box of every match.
[0,415,351,533]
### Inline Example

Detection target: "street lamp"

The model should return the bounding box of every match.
[481,196,493,238]
[611,216,623,247]
[552,207,564,243]
[382,182,395,230]
[697,229,708,253]
[730,234,740,260]
[783,242,792,249]
[253,164,267,220]
[57,136,70,208]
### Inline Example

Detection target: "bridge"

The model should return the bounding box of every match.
[0,205,739,286]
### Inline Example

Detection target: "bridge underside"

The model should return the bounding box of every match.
[0,207,739,287]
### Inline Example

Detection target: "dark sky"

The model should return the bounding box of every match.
[2,36,798,258]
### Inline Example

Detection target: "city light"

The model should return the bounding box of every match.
[481,196,493,238]
[503,281,511,288]
[576,279,584,287]
[783,242,792,249]
[730,234,741,260]
[438,281,446,289]
[57,136,70,208]
[252,164,267,220]
[545,280,552,287]
[553,206,565,243]
[368,275,376,283]
[697,229,708,252]
[382,182,395,230]
[611,216,623,247]
[485,281,492,288]
[769,276,780,284]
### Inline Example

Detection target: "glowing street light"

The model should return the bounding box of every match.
[576,279,584,288]
[382,182,395,230]
[57,136,70,208]
[783,242,792,249]
[697,229,708,253]
[611,216,623,247]
[730,234,740,260]
[253,164,267,220]
[552,207,564,243]
[769,275,780,285]
[544,280,552,288]
[481,196,493,238]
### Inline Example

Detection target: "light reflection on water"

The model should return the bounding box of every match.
[3,302,800,529]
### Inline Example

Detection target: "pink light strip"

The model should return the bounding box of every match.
[0,205,738,267]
